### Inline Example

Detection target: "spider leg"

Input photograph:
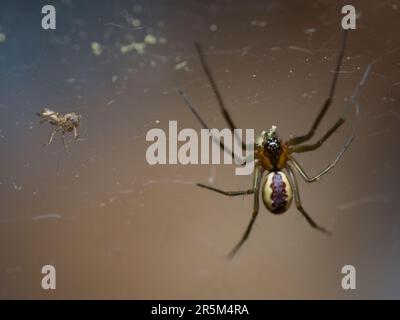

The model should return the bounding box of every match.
[288,29,348,146]
[289,127,354,184]
[227,166,262,259]
[289,98,361,184]
[178,88,252,165]
[286,165,330,234]
[194,43,249,151]
[197,184,255,196]
[289,155,340,183]
[43,127,62,147]
[290,118,345,153]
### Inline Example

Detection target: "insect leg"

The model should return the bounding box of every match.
[61,132,69,155]
[43,127,62,147]
[197,184,254,196]
[227,166,262,259]
[291,64,372,178]
[198,163,261,196]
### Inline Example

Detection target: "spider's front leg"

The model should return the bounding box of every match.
[194,43,249,151]
[290,118,345,153]
[288,29,348,146]
[286,165,330,234]
[178,88,252,163]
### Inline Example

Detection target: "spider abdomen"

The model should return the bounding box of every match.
[262,171,293,214]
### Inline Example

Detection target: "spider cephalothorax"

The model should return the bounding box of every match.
[255,126,289,170]
[180,30,368,259]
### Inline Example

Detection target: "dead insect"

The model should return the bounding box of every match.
[37,108,81,154]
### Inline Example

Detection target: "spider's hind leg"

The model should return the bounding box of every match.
[288,29,349,146]
[227,178,261,259]
[287,165,330,234]
[178,88,251,163]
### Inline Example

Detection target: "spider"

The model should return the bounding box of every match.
[37,107,81,154]
[178,29,360,259]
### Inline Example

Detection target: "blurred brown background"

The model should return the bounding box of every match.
[0,0,399,299]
